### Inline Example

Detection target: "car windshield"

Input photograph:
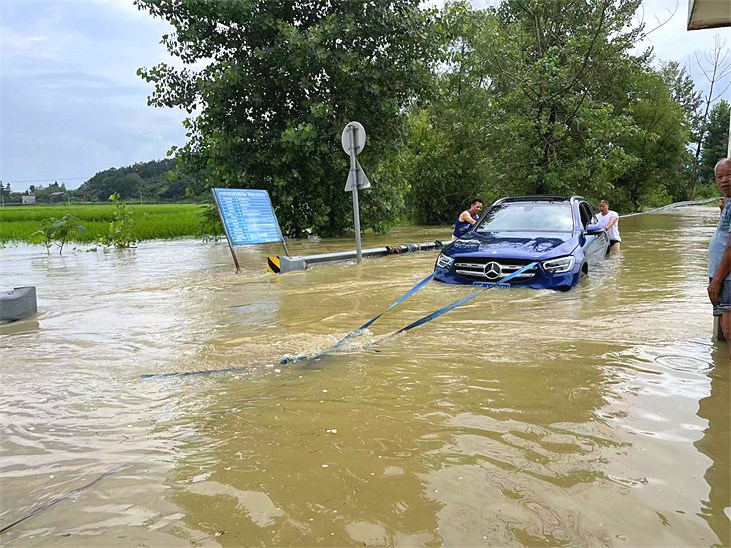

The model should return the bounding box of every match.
[475,201,574,232]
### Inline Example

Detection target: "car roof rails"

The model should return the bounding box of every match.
[498,195,569,203]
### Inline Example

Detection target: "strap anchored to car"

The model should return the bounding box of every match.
[141,263,537,380]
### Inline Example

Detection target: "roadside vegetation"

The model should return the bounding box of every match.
[0,203,206,244]
[133,0,729,234]
[4,0,730,244]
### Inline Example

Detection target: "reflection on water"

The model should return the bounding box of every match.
[0,209,729,545]
[695,350,730,548]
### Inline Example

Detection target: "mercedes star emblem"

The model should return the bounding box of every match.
[484,261,501,280]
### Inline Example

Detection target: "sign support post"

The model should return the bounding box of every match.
[342,121,371,264]
[348,124,363,263]
[212,189,241,273]
[211,188,288,273]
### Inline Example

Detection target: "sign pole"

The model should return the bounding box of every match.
[211,188,241,273]
[348,124,363,263]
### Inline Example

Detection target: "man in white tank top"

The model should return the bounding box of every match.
[597,200,621,254]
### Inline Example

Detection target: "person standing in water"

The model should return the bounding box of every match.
[708,157,731,351]
[452,199,483,240]
[597,199,621,253]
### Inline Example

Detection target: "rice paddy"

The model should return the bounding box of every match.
[0,203,209,244]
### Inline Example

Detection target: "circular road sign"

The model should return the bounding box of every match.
[341,121,366,155]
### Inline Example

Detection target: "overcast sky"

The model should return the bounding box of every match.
[1,0,729,192]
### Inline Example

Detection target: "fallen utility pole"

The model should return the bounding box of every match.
[267,241,443,274]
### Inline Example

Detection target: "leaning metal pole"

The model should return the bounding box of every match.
[348,124,363,264]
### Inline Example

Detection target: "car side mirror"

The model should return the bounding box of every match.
[585,223,604,235]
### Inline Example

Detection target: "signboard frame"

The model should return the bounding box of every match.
[211,188,289,272]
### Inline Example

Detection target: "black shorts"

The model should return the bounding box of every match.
[609,239,620,248]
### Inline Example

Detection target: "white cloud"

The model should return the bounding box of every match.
[0,0,188,191]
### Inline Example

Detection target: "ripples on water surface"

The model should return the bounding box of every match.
[0,208,728,546]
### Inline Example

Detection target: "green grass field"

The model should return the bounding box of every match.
[0,203,208,244]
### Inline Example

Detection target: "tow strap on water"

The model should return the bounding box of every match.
[330,273,435,350]
[392,262,537,335]
[141,273,435,379]
[141,263,537,379]
[368,262,538,350]
[0,464,131,534]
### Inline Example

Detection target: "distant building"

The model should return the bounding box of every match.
[21,195,36,205]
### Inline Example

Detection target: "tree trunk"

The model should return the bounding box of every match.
[536,108,556,194]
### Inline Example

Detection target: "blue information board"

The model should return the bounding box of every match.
[212,188,284,246]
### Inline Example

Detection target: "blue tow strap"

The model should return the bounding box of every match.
[389,261,537,336]
[141,273,435,379]
[330,273,434,349]
[141,264,536,379]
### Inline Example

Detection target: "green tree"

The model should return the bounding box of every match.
[401,3,494,224]
[689,35,731,197]
[51,214,87,255]
[612,70,691,209]
[481,0,649,198]
[31,217,57,254]
[135,0,438,236]
[31,215,87,255]
[699,99,731,185]
[79,159,197,202]
[98,193,137,249]
[2,182,12,199]
[659,60,703,134]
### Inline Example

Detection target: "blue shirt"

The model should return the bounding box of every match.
[453,211,478,238]
[709,199,731,280]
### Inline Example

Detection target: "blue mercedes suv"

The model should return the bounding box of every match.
[434,196,609,291]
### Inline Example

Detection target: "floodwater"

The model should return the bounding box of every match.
[0,207,728,547]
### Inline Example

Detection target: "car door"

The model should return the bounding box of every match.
[579,201,608,264]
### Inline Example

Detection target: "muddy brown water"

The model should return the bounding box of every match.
[0,207,729,546]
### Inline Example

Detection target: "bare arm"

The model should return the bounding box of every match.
[459,211,477,226]
[603,215,617,231]
[708,237,731,303]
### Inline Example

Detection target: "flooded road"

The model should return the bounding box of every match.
[1,207,728,546]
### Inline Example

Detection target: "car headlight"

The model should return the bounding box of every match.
[541,256,575,274]
[436,253,455,269]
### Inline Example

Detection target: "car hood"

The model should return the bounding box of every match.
[444,231,577,259]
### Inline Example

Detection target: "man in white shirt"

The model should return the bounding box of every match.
[597,200,621,253]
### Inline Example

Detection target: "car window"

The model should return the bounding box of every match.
[579,202,592,227]
[475,202,574,232]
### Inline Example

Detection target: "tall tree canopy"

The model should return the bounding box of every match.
[136,0,438,236]
[135,0,711,228]
[392,0,694,217]
[402,4,494,224]
[483,0,649,198]
[699,99,731,185]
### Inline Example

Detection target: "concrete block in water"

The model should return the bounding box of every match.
[0,287,37,322]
